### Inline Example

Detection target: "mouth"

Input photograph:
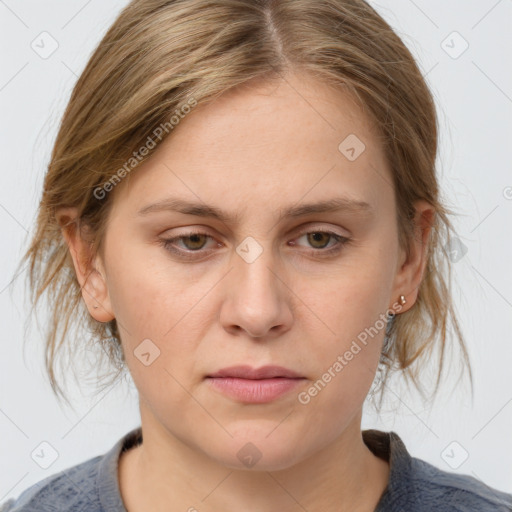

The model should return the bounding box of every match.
[206,365,306,403]
[207,364,303,380]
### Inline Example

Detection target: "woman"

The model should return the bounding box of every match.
[2,0,511,510]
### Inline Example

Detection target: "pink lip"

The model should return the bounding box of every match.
[207,365,303,379]
[206,365,305,403]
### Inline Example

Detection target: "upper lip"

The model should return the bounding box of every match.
[207,365,303,379]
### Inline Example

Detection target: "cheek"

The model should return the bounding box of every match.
[104,244,217,376]
[106,226,390,380]
[297,325,384,436]
[295,252,393,344]
[105,241,197,335]
[290,328,383,462]
[293,264,391,407]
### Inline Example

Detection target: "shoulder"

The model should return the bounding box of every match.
[363,430,512,512]
[408,456,512,511]
[0,454,103,512]
[0,427,141,512]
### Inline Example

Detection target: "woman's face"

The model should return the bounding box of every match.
[70,71,430,471]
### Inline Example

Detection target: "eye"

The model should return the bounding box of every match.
[160,227,351,260]
[290,228,350,256]
[161,231,216,257]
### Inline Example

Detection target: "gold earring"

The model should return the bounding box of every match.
[399,295,406,305]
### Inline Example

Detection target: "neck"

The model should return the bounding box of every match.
[119,409,390,512]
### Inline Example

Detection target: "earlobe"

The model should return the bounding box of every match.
[56,207,115,323]
[390,200,435,313]
[79,262,115,323]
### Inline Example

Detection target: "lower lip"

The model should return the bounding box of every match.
[206,377,305,403]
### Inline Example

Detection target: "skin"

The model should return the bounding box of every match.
[57,69,434,511]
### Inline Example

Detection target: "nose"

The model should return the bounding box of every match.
[219,241,293,340]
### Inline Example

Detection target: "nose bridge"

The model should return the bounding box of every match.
[233,234,281,305]
[222,234,291,337]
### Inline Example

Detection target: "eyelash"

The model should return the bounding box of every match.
[160,228,351,260]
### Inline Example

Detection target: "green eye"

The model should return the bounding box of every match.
[161,229,350,260]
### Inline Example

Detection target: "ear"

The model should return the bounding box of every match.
[56,207,115,323]
[390,200,435,313]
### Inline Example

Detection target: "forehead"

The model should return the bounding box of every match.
[173,71,379,157]
[110,70,393,219]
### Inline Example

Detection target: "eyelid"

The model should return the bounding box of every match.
[160,223,351,261]
[162,223,348,244]
[293,223,348,238]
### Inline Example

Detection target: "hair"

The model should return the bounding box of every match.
[19,0,473,409]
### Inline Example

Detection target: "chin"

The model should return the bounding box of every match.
[208,433,306,472]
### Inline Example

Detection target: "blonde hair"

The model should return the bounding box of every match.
[19,0,473,408]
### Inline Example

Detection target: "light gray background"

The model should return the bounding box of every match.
[1,0,511,503]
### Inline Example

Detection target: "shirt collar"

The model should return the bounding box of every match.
[96,426,410,511]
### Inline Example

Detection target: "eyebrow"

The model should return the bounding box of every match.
[137,196,374,224]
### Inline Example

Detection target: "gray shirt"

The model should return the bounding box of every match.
[2,427,511,511]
